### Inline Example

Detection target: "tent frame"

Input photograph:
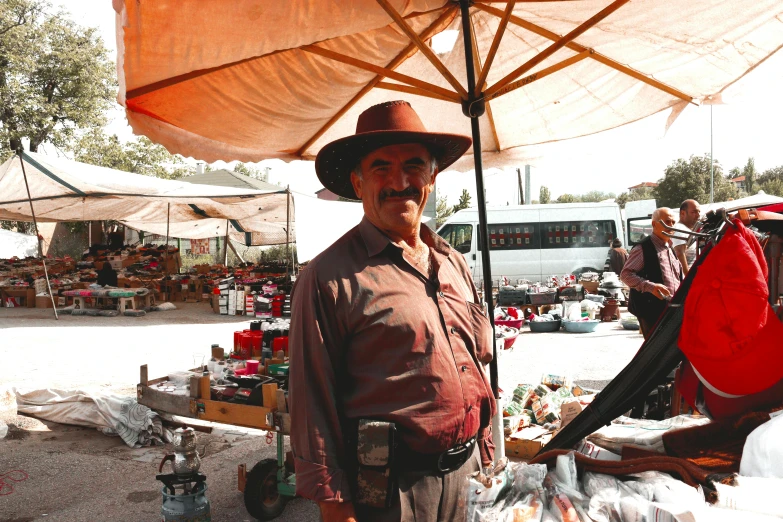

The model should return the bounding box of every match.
[16,150,58,319]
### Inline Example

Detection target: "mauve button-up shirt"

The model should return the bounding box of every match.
[289,217,496,503]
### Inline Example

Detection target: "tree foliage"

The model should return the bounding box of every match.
[653,154,738,208]
[435,195,453,228]
[72,128,193,180]
[0,0,116,152]
[757,165,783,197]
[452,189,472,213]
[539,185,551,204]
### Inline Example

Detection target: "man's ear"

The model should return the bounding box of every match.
[350,171,363,199]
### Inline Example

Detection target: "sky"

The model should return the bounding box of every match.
[53,1,783,206]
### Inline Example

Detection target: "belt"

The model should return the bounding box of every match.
[395,436,477,474]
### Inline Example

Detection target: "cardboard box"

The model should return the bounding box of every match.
[505,429,552,459]
[211,294,220,314]
[559,400,586,429]
[35,295,54,308]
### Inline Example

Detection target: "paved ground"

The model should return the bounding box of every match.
[0,303,644,521]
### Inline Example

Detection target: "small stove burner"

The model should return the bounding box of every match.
[156,472,207,496]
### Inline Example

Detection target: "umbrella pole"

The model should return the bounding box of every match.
[459,0,503,462]
[459,0,496,394]
[17,151,58,319]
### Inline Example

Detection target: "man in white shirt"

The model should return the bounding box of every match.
[671,199,701,276]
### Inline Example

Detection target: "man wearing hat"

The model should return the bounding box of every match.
[620,207,683,338]
[608,237,628,275]
[289,101,495,522]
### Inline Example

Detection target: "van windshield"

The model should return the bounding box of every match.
[438,224,473,254]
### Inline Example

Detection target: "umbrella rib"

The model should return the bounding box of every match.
[468,13,502,152]
[484,50,591,102]
[295,6,458,157]
[474,0,516,97]
[375,0,468,99]
[376,81,459,103]
[301,45,461,102]
[484,0,630,99]
[474,3,694,104]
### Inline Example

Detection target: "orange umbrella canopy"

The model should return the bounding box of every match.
[115,0,783,168]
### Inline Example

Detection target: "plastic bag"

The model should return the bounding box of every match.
[466,466,513,522]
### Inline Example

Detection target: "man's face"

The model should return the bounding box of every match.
[653,209,677,241]
[680,202,701,228]
[350,143,437,238]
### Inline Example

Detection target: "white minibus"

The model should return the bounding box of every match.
[437,202,624,285]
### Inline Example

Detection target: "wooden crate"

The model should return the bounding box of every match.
[137,364,274,430]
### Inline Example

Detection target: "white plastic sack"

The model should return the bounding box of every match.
[740,410,783,478]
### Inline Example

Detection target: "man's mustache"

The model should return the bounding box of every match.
[380,187,420,201]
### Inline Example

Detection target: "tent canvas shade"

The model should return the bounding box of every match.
[115,0,783,458]
[0,151,294,246]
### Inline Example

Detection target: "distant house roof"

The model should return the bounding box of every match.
[177,169,283,192]
[730,176,746,183]
[628,182,658,190]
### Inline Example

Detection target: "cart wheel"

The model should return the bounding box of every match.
[244,458,289,520]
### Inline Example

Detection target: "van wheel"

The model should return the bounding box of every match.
[571,267,600,279]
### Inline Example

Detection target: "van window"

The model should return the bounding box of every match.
[541,220,616,249]
[489,223,539,250]
[438,223,473,254]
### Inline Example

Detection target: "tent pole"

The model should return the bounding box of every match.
[164,203,170,301]
[285,187,291,271]
[17,151,58,319]
[223,220,230,266]
[459,0,503,463]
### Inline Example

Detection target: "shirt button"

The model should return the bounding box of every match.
[439,291,445,298]
[451,326,457,334]
[461,365,468,372]
[467,405,473,412]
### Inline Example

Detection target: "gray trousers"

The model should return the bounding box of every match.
[353,445,481,522]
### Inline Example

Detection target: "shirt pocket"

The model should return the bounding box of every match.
[467,301,494,364]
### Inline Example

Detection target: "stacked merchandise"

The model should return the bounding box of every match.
[217,277,233,315]
[503,375,599,459]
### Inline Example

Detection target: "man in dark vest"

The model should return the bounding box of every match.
[620,207,683,338]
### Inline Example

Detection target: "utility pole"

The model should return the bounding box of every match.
[517,168,524,205]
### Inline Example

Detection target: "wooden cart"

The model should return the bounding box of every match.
[137,364,295,520]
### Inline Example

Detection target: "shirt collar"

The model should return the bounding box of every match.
[650,233,671,249]
[358,216,452,258]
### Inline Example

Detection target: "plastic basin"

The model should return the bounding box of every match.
[496,318,524,329]
[621,320,640,330]
[529,319,562,333]
[563,320,600,333]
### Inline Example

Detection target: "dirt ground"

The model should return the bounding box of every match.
[0,303,643,521]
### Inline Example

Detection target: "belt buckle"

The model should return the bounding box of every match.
[437,439,472,473]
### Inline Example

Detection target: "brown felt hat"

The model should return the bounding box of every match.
[315,101,472,201]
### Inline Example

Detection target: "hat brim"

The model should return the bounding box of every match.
[315,130,472,201]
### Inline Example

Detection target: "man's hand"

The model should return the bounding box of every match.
[319,501,357,522]
[649,283,671,300]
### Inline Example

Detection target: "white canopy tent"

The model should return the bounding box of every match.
[0,151,292,245]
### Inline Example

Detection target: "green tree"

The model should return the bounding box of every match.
[615,187,655,209]
[556,193,578,203]
[741,157,758,194]
[758,165,783,187]
[654,154,738,208]
[234,163,270,182]
[0,1,115,152]
[539,185,551,204]
[452,189,472,213]
[579,190,616,203]
[758,178,783,197]
[436,195,453,228]
[72,129,192,180]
